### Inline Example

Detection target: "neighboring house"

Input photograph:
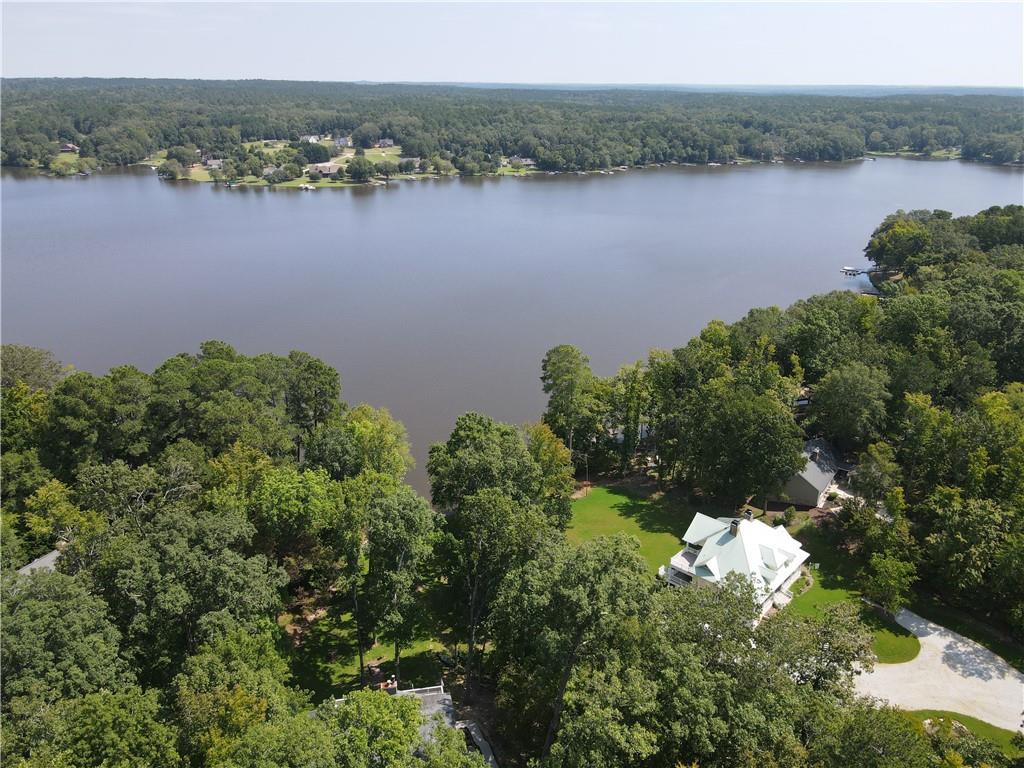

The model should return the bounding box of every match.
[508,155,536,167]
[299,134,321,144]
[60,142,80,153]
[659,512,809,615]
[792,386,812,418]
[262,165,279,177]
[334,136,351,148]
[776,438,841,508]
[376,138,395,148]
[17,549,61,576]
[204,158,224,170]
[394,683,498,765]
[308,162,341,176]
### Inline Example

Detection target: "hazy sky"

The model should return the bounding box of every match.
[3,1,1022,87]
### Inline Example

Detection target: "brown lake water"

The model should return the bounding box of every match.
[3,159,1022,490]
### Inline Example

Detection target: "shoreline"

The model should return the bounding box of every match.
[6,152,1022,190]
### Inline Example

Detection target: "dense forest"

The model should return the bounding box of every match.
[2,206,1023,767]
[2,79,1023,173]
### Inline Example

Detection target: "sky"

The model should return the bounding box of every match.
[2,1,1022,87]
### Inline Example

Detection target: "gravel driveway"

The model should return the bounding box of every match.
[855,608,1023,731]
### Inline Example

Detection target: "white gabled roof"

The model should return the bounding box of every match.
[680,513,808,594]
[682,513,730,546]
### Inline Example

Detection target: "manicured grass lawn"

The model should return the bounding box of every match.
[137,150,167,166]
[905,710,1023,758]
[49,152,79,170]
[243,139,287,150]
[338,146,405,165]
[789,524,920,663]
[568,483,731,574]
[569,484,915,664]
[494,165,540,176]
[187,166,212,182]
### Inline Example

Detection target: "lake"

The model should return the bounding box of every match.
[3,159,1022,491]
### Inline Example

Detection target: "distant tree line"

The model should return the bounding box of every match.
[2,79,1022,173]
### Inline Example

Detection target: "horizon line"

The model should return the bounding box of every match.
[2,76,1021,90]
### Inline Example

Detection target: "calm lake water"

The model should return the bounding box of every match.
[3,160,1022,490]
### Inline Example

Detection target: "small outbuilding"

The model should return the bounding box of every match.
[777,438,840,508]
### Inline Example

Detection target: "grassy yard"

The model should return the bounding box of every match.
[137,150,167,166]
[337,146,406,165]
[789,524,920,663]
[568,484,917,665]
[568,482,732,574]
[49,152,80,171]
[283,608,448,699]
[494,165,540,176]
[905,711,1023,758]
[865,147,962,160]
[282,578,460,700]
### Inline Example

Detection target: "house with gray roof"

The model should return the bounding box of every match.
[659,512,809,615]
[17,549,61,575]
[776,438,840,508]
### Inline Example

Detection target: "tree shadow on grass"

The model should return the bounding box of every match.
[286,581,459,700]
[603,481,732,542]
[796,523,859,592]
[375,649,445,690]
[286,602,361,700]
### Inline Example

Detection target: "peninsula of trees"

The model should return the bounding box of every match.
[2,79,1022,176]
[2,205,1022,767]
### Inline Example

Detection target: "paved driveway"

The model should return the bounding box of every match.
[855,608,1024,731]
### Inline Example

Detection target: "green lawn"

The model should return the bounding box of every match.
[283,579,459,700]
[284,608,448,699]
[137,150,167,166]
[494,164,540,176]
[568,483,732,574]
[905,711,1023,758]
[49,152,79,170]
[790,525,920,663]
[337,146,405,165]
[568,485,915,664]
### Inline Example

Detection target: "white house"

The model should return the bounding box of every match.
[659,512,809,615]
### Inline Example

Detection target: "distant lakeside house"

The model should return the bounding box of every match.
[60,142,79,153]
[659,512,809,615]
[375,138,395,148]
[334,136,351,148]
[308,162,341,176]
[299,134,321,144]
